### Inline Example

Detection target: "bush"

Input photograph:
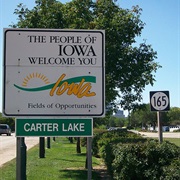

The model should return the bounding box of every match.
[112,143,144,180]
[162,159,180,179]
[92,130,145,157]
[173,129,180,132]
[92,129,180,179]
[81,128,107,148]
[112,140,180,180]
[92,130,146,177]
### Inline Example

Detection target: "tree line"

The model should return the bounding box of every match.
[106,105,180,129]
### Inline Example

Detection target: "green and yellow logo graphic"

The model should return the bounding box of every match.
[14,73,96,98]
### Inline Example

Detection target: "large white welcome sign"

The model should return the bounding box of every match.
[3,29,105,117]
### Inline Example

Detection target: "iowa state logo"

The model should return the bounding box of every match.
[14,73,96,98]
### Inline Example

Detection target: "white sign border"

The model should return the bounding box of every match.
[3,28,105,117]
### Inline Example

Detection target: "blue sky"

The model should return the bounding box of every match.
[0,0,180,115]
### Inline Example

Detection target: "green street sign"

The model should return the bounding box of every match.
[16,118,93,137]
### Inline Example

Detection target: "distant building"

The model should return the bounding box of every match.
[169,125,180,132]
[148,125,180,132]
[114,110,125,118]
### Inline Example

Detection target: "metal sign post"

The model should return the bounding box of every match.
[39,137,45,158]
[150,91,170,143]
[87,137,92,180]
[157,111,163,143]
[47,137,51,149]
[16,137,27,180]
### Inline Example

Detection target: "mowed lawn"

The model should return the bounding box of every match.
[164,138,180,147]
[0,137,101,180]
[150,137,180,147]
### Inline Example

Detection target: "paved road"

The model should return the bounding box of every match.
[138,132,180,138]
[0,133,39,167]
[130,130,180,138]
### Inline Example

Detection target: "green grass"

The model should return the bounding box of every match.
[0,138,102,180]
[163,138,180,147]
[150,137,180,147]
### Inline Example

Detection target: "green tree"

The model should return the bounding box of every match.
[167,107,180,125]
[129,104,171,129]
[108,116,116,127]
[12,0,160,112]
[114,117,127,127]
[0,113,15,131]
[129,104,157,129]
[108,116,127,127]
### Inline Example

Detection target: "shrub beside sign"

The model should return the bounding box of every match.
[3,29,105,117]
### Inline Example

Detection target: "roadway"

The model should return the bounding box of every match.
[0,133,39,167]
[138,131,180,138]
[130,130,180,138]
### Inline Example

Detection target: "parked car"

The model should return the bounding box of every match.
[0,124,11,136]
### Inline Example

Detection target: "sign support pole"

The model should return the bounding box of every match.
[16,137,27,180]
[157,111,163,143]
[16,137,21,180]
[39,137,45,158]
[47,137,50,149]
[87,137,92,180]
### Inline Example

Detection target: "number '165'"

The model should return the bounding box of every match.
[153,96,167,107]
